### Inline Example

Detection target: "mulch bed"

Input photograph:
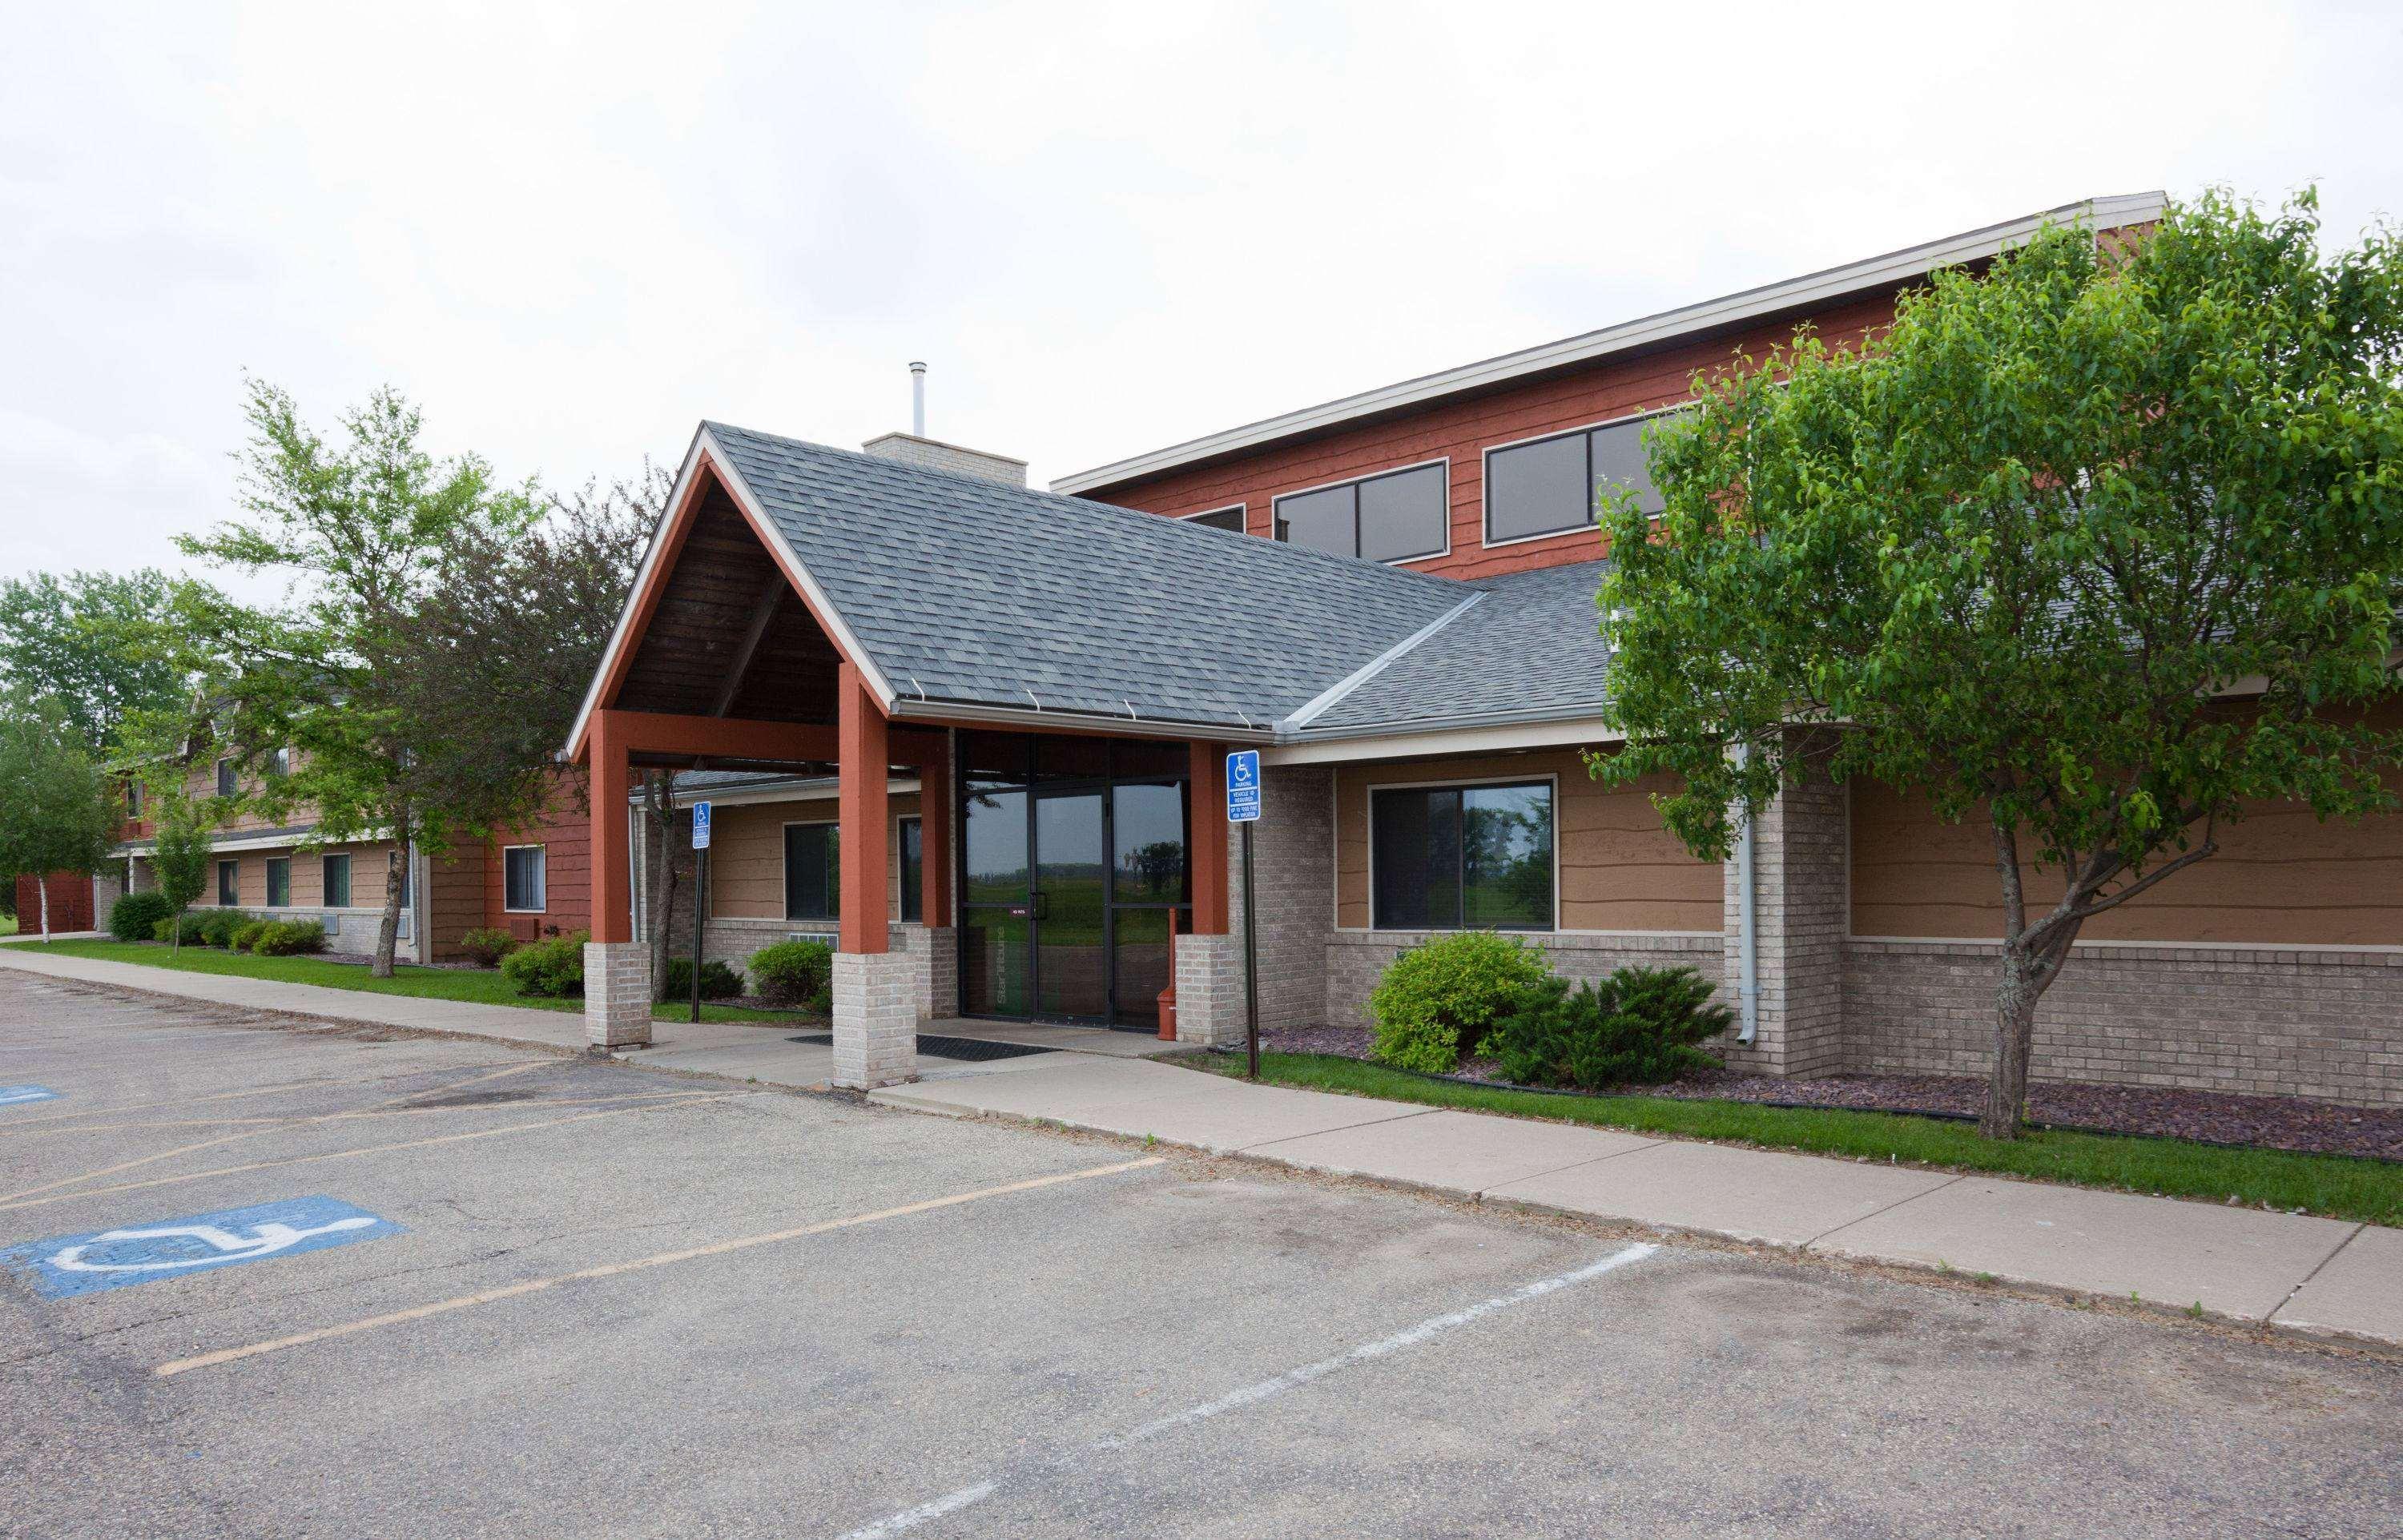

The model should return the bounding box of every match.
[1260,1024,2403,1162]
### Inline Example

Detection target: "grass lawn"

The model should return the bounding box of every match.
[0,936,814,1026]
[0,914,14,936]
[1193,1051,2403,1228]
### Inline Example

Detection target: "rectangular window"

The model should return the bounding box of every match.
[217,860,238,907]
[1484,411,1679,545]
[1273,461,1447,563]
[503,846,546,913]
[783,823,839,921]
[269,746,292,778]
[126,782,143,818]
[322,853,352,908]
[216,758,237,798]
[1182,505,1246,534]
[899,816,924,922]
[265,857,291,908]
[1370,781,1554,931]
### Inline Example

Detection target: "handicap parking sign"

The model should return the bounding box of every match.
[0,1085,60,1108]
[1226,750,1262,822]
[2,1196,401,1299]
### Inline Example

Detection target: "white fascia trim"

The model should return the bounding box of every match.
[1279,591,1487,732]
[1053,191,2167,496]
[886,695,1277,744]
[1263,714,1621,766]
[119,827,393,858]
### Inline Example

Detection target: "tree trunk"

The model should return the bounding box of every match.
[646,774,678,1003]
[38,881,50,943]
[1980,951,2043,1138]
[373,847,405,979]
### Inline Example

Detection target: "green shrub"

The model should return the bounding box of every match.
[251,919,328,956]
[1489,965,1733,1091]
[1366,931,1552,1074]
[747,938,835,1006]
[173,911,208,945]
[199,910,248,948]
[501,930,589,998]
[152,916,175,941]
[230,920,269,952]
[457,927,521,968]
[660,957,744,1000]
[109,891,174,942]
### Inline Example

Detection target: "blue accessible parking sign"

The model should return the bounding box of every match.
[1226,750,1261,822]
[1,1196,401,1299]
[693,800,713,849]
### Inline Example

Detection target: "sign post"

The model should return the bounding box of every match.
[690,802,713,1024]
[1226,750,1262,1079]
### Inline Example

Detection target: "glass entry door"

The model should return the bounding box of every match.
[958,733,1190,1027]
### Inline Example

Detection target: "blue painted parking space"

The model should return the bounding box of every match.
[2,1196,401,1298]
[0,1084,61,1108]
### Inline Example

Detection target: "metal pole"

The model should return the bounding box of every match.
[689,845,706,1024]
[1242,818,1259,1079]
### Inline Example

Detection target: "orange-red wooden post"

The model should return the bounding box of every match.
[916,745,952,927]
[1188,740,1228,935]
[838,663,890,954]
[589,709,634,944]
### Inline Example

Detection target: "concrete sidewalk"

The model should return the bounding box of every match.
[872,1054,2403,1349]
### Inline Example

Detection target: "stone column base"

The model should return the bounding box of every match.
[584,942,653,1051]
[888,923,959,1021]
[1173,931,1246,1047]
[834,949,919,1088]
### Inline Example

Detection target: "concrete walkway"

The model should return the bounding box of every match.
[7,943,2395,1349]
[871,1054,2403,1349]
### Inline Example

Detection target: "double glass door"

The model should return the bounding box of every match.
[960,734,1189,1028]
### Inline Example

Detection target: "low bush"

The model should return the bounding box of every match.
[109,891,174,943]
[251,919,328,956]
[171,911,207,945]
[501,930,589,998]
[230,920,269,952]
[151,917,175,942]
[1488,965,1732,1091]
[660,957,744,1001]
[747,938,835,1006]
[457,927,521,968]
[199,910,249,948]
[1366,931,1553,1075]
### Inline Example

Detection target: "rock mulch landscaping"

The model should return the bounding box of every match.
[1259,1024,2403,1162]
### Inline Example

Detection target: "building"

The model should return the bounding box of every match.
[578,191,2401,1107]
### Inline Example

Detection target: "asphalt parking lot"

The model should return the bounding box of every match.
[2,973,2398,1540]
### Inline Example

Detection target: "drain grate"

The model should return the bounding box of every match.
[784,1032,1055,1063]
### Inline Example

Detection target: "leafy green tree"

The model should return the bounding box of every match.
[1596,190,2403,1139]
[0,698,122,942]
[0,569,203,755]
[174,379,541,976]
[149,789,215,954]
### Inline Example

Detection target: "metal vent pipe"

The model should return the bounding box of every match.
[909,360,927,437]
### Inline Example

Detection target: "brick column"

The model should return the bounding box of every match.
[584,941,653,1050]
[1173,931,1246,1046]
[890,921,958,1021]
[833,948,918,1087]
[1721,738,1849,1079]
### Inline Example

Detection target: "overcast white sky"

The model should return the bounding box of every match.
[5,1,2400,599]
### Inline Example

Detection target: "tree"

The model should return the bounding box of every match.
[150,789,215,954]
[175,379,541,976]
[0,569,205,755]
[0,699,121,942]
[1596,190,2403,1139]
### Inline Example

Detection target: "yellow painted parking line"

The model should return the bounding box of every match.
[0,1062,547,1135]
[0,1094,737,1215]
[372,1061,549,1108]
[0,1132,270,1204]
[155,1156,1167,1377]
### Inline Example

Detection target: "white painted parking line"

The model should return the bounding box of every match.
[831,1241,1661,1538]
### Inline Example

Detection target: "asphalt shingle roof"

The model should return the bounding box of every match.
[1300,560,1615,734]
[705,423,1470,734]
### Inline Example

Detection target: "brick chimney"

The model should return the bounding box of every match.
[859,360,1027,485]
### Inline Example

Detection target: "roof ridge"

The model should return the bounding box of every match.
[1279,589,1488,732]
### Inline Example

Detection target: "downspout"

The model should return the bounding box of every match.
[1733,742,1759,1046]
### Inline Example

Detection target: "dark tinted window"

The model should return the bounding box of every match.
[322,854,352,908]
[783,824,839,920]
[216,758,236,798]
[1590,415,1669,516]
[1370,782,1552,931]
[1486,429,1592,543]
[1113,782,1188,902]
[217,860,237,906]
[899,816,924,922]
[1186,505,1245,533]
[265,858,291,908]
[1357,464,1447,561]
[1273,485,1355,554]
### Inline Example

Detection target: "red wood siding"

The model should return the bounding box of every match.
[1088,294,1898,581]
[14,872,95,934]
[423,767,594,955]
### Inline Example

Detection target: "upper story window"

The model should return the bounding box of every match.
[268,746,292,778]
[215,758,237,798]
[1182,505,1245,534]
[1273,460,1448,564]
[1483,409,1680,546]
[126,782,143,818]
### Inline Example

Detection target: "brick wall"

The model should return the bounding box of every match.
[1721,750,1849,1078]
[1240,765,1334,1030]
[1846,941,2403,1108]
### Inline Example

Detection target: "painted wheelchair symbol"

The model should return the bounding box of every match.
[49,1215,378,1274]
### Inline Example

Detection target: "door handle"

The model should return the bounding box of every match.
[1028,891,1049,921]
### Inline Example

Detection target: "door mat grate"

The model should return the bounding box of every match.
[784,1032,1057,1063]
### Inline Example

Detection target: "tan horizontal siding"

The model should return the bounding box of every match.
[709,793,923,921]
[1333,749,1719,932]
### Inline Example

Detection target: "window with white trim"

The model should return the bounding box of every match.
[265,857,292,908]
[1274,462,1447,563]
[1483,410,1680,545]
[217,859,238,907]
[503,846,546,912]
[1370,781,1555,931]
[215,758,237,798]
[322,853,352,908]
